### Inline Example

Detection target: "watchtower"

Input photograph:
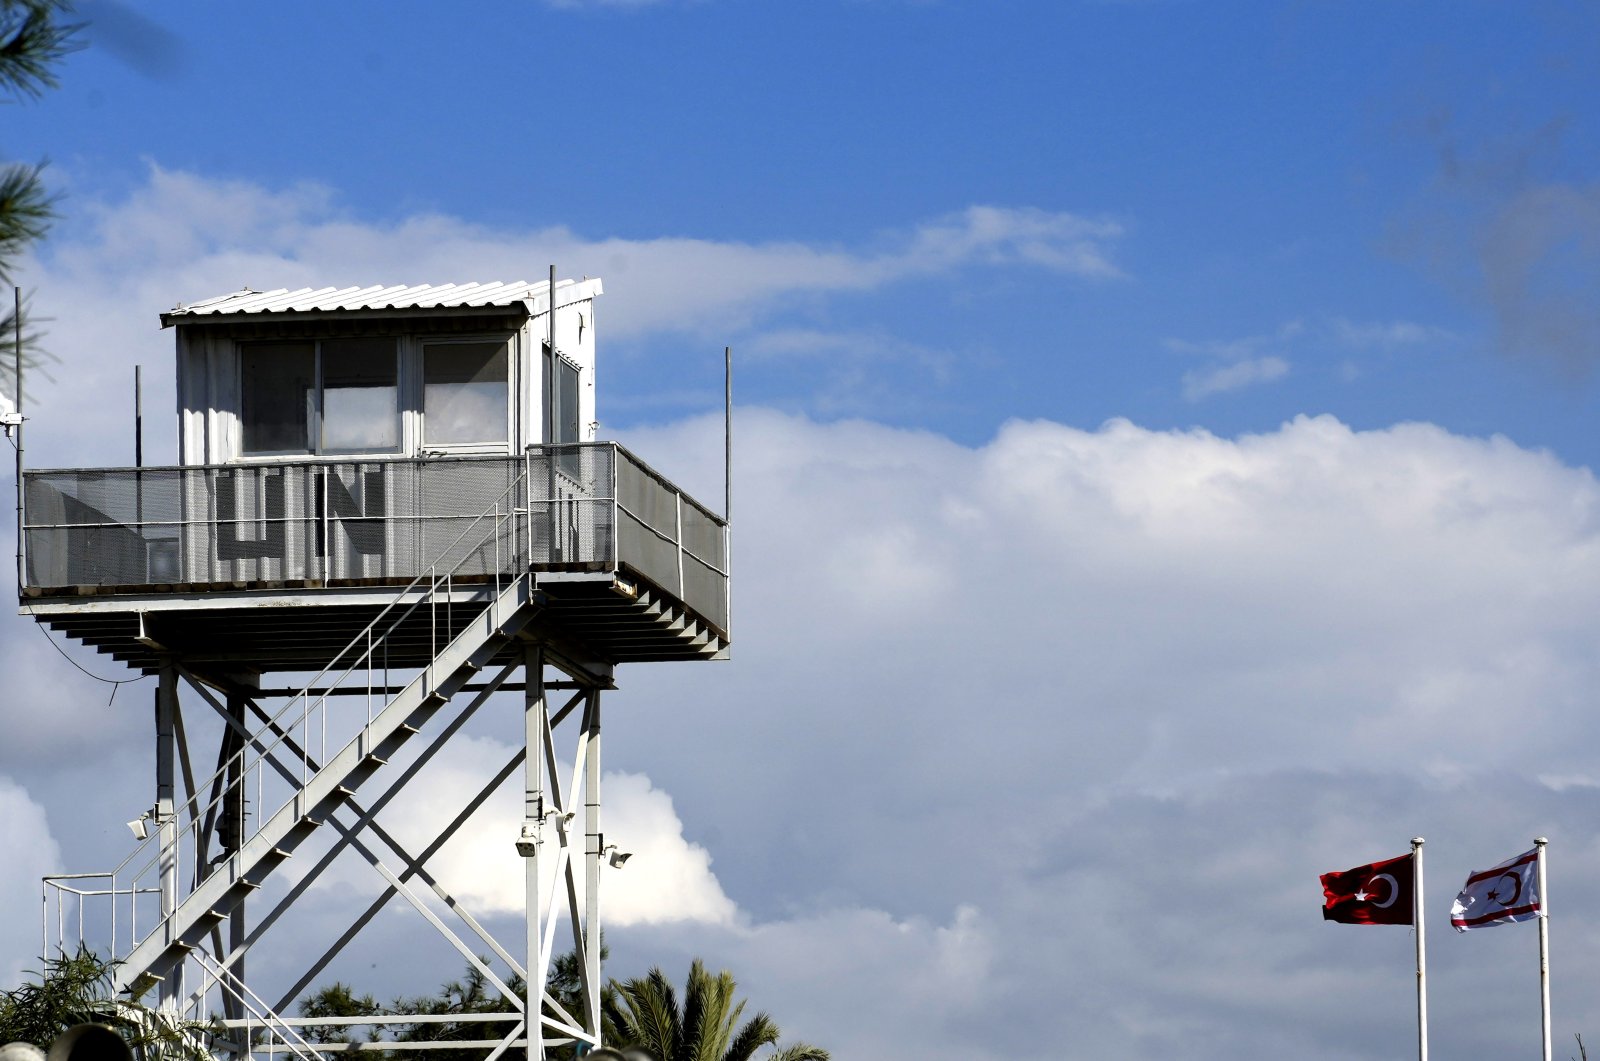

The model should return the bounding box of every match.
[20,278,730,1057]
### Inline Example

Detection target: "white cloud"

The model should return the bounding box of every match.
[1330,317,1454,349]
[1168,317,1455,400]
[1182,354,1289,400]
[284,734,736,930]
[0,777,63,984]
[599,407,1600,1057]
[1168,321,1300,401]
[16,404,1600,1057]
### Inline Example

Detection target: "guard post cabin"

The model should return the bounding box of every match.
[19,279,729,1058]
[23,279,729,669]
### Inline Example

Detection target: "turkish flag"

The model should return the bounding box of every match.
[1320,853,1414,925]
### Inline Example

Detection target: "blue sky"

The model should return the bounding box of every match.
[16,0,1600,455]
[5,3,1600,1060]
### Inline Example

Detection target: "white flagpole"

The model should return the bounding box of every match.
[1536,837,1551,1061]
[1413,837,1428,1061]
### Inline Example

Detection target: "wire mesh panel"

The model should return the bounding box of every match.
[526,445,615,566]
[676,497,725,630]
[615,454,682,597]
[412,457,524,576]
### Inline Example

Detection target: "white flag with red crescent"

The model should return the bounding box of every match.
[1450,847,1541,931]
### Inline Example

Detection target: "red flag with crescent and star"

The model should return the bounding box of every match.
[1320,853,1415,925]
[1450,847,1541,931]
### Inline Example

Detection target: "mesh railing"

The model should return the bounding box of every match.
[23,444,728,632]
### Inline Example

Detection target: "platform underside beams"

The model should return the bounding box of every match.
[24,572,727,673]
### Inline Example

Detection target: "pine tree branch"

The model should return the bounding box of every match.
[0,0,80,99]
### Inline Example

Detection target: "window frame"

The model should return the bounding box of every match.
[235,337,403,461]
[418,334,518,455]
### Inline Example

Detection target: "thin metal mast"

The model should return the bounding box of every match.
[14,286,23,594]
[135,364,144,467]
[1412,837,1427,1061]
[1537,837,1551,1061]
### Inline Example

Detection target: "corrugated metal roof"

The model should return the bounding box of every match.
[161,278,602,325]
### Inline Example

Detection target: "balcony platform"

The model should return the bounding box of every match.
[20,446,729,674]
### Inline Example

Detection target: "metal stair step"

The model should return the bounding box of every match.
[110,573,541,996]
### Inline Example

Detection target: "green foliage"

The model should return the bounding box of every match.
[0,0,78,100]
[386,963,525,1060]
[298,981,382,1046]
[0,947,211,1060]
[602,959,828,1061]
[0,0,76,395]
[297,941,828,1061]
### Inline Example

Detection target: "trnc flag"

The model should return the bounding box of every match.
[1321,853,1414,925]
[1450,848,1541,931]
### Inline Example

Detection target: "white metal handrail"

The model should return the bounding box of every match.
[45,467,534,978]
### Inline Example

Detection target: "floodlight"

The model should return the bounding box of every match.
[604,844,632,869]
[515,824,539,858]
[126,815,150,842]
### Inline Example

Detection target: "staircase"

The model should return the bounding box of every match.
[112,569,541,999]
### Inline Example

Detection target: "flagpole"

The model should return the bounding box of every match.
[1413,837,1428,1061]
[1536,837,1550,1061]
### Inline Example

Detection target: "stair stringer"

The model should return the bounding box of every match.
[114,573,542,1000]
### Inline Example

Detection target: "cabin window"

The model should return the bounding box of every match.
[423,340,510,447]
[321,338,400,451]
[240,339,400,456]
[555,356,580,444]
[240,342,314,455]
[542,341,582,445]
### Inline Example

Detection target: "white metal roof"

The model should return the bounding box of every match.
[160,278,603,325]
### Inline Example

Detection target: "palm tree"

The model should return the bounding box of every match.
[0,947,210,1059]
[602,959,827,1061]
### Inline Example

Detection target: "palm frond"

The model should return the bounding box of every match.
[720,1011,778,1061]
[766,1044,830,1061]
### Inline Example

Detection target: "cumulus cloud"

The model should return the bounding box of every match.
[15,404,1600,1058]
[282,733,736,930]
[601,407,1600,1057]
[0,776,63,983]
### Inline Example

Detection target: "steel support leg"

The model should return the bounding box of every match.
[155,660,180,1012]
[584,689,602,1040]
[524,644,546,1059]
[223,684,249,1026]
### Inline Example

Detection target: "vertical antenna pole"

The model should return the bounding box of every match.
[724,345,732,523]
[1412,837,1427,1061]
[724,345,732,638]
[135,365,144,467]
[14,286,23,595]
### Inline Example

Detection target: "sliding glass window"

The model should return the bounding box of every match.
[321,338,399,452]
[423,340,510,447]
[240,339,399,456]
